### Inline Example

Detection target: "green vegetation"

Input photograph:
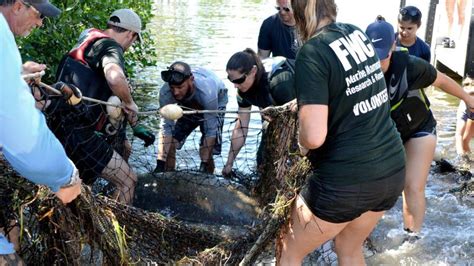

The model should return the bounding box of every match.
[17,0,156,83]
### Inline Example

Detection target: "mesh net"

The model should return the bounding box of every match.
[1,93,314,264]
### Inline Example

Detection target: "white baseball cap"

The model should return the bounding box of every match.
[107,9,142,42]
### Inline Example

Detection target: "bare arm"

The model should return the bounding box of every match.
[258,49,271,60]
[298,104,328,149]
[103,63,138,125]
[433,70,474,109]
[222,107,251,175]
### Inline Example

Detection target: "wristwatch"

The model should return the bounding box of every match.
[60,166,81,188]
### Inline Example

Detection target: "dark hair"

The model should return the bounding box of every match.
[0,0,17,6]
[226,48,264,87]
[398,6,422,27]
[376,15,386,21]
[106,16,128,33]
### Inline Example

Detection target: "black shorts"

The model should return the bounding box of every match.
[300,167,405,223]
[59,127,114,184]
[406,113,437,142]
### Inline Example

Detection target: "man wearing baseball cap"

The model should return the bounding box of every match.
[366,18,474,242]
[1,0,82,264]
[50,8,154,205]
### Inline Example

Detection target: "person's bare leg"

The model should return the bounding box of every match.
[122,139,132,162]
[165,139,177,171]
[457,0,467,34]
[403,135,436,232]
[446,0,456,36]
[101,151,137,204]
[334,211,385,266]
[456,118,468,154]
[278,196,347,265]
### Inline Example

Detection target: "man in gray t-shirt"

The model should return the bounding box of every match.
[155,61,228,173]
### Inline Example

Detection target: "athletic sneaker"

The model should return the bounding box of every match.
[403,228,421,244]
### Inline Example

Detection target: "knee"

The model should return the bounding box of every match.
[404,182,425,195]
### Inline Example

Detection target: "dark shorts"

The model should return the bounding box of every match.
[173,108,225,155]
[408,114,437,140]
[300,167,405,223]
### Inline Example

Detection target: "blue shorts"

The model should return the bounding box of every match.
[300,167,405,223]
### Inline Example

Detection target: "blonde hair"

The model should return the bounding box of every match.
[291,0,338,42]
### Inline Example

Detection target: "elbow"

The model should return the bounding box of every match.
[299,130,327,149]
[304,137,326,149]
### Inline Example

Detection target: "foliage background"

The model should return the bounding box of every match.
[17,0,157,83]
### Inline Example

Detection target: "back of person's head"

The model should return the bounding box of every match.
[398,6,422,27]
[226,48,264,84]
[107,8,142,39]
[291,0,337,42]
[365,19,395,60]
[376,15,386,21]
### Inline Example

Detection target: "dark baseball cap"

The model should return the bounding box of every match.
[25,0,61,18]
[365,20,395,60]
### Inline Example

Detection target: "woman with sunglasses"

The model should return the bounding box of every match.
[223,48,296,177]
[278,0,407,264]
[396,6,432,62]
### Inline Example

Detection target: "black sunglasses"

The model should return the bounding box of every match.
[399,7,420,18]
[161,68,191,85]
[228,73,248,84]
[275,6,291,12]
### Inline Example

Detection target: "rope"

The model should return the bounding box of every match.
[21,72,277,119]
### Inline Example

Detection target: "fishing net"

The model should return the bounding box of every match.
[0,105,313,264]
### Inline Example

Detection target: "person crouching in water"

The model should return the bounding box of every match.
[366,18,474,239]
[155,61,228,174]
[278,0,406,264]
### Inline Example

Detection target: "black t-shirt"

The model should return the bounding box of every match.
[258,14,299,59]
[237,74,273,108]
[83,38,126,76]
[296,22,405,185]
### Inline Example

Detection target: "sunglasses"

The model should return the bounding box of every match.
[21,0,45,19]
[399,7,420,18]
[228,73,247,84]
[161,68,191,85]
[275,6,291,12]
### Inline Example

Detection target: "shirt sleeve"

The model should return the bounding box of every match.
[295,45,330,106]
[257,16,274,51]
[0,16,73,192]
[418,38,431,62]
[94,39,126,72]
[0,234,15,255]
[407,55,437,90]
[201,87,219,138]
